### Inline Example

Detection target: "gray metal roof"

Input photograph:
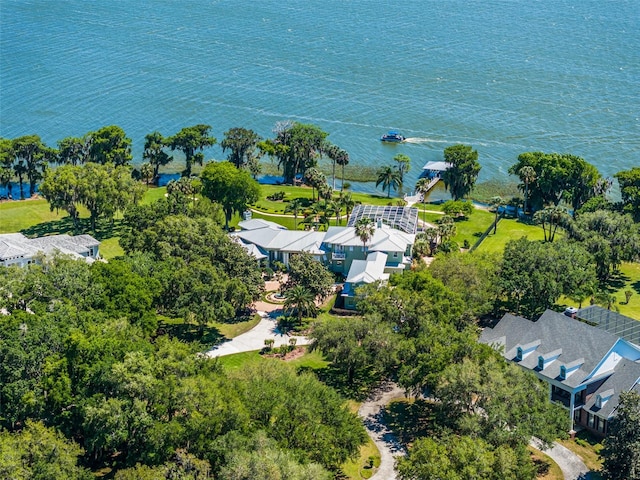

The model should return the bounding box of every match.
[576,305,640,347]
[347,205,419,234]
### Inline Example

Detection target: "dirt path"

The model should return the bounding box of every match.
[358,383,407,480]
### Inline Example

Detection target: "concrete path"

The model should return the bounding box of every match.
[205,311,310,358]
[358,383,407,480]
[530,438,591,480]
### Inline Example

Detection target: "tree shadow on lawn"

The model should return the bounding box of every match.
[300,364,385,401]
[157,319,225,348]
[604,271,631,292]
[21,217,125,242]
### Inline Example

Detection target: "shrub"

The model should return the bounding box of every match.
[267,191,286,201]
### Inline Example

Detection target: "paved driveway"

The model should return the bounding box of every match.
[205,311,310,358]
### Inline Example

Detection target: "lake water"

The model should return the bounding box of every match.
[1,0,638,196]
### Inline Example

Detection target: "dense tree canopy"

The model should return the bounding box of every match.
[39,162,145,229]
[615,167,640,221]
[567,209,640,282]
[263,121,329,184]
[602,391,640,480]
[509,152,601,212]
[168,124,216,177]
[220,127,262,169]
[499,237,597,317]
[200,161,261,229]
[87,125,133,166]
[442,144,481,200]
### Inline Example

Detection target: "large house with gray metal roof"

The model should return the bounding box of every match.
[232,215,415,309]
[0,233,101,267]
[480,309,640,436]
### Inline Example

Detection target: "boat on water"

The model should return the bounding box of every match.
[380,130,405,143]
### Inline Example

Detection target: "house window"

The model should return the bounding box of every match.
[588,413,595,429]
[560,366,566,380]
[516,347,523,361]
[595,395,601,409]
[393,252,398,258]
[538,356,544,370]
[349,246,353,251]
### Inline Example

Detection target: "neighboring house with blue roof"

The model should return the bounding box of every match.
[232,216,415,310]
[480,309,640,436]
[0,233,101,267]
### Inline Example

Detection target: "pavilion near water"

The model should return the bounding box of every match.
[422,161,452,179]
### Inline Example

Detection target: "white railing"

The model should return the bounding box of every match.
[332,252,346,261]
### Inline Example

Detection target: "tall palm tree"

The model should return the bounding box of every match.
[285,197,305,229]
[284,285,316,325]
[140,162,154,187]
[489,196,505,234]
[518,165,536,215]
[339,191,355,223]
[335,148,350,191]
[376,165,402,198]
[415,177,431,228]
[355,217,375,253]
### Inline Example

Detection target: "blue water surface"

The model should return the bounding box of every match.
[1,0,638,195]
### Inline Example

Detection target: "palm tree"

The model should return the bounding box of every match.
[285,198,305,229]
[518,165,536,215]
[436,215,456,242]
[376,165,402,198]
[489,196,505,234]
[533,206,569,242]
[284,285,316,325]
[140,162,154,187]
[415,177,431,228]
[355,217,375,253]
[328,199,342,225]
[339,191,355,223]
[335,148,350,191]
[393,154,411,185]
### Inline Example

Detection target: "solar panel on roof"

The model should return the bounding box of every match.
[346,205,419,234]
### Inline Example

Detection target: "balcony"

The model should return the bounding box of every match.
[332,252,346,261]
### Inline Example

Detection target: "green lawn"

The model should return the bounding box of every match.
[217,347,329,371]
[475,218,547,254]
[612,262,640,320]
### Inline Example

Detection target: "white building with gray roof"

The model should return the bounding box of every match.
[0,233,100,267]
[480,309,640,436]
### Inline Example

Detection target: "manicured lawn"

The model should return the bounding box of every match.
[214,313,262,339]
[0,198,75,232]
[0,187,165,235]
[528,446,564,480]
[216,350,264,370]
[217,347,329,371]
[611,262,640,320]
[421,208,494,248]
[99,237,124,259]
[341,435,380,480]
[475,218,547,254]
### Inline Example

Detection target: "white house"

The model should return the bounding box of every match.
[232,214,416,310]
[0,233,101,267]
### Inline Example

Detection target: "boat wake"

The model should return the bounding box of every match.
[404,137,447,144]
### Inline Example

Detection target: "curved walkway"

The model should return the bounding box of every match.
[530,438,591,480]
[205,310,310,358]
[358,383,407,480]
